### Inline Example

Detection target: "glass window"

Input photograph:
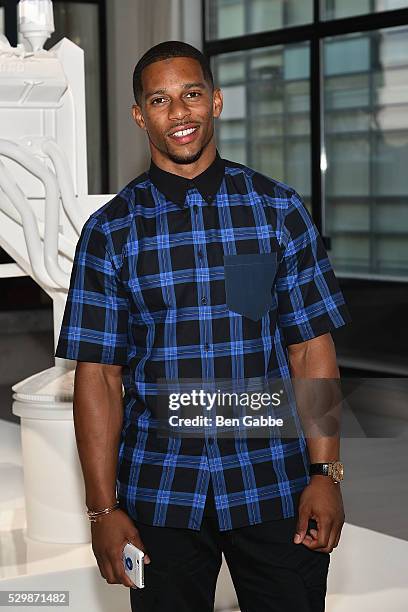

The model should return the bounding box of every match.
[44,2,103,194]
[205,0,408,373]
[321,0,408,20]
[323,26,408,277]
[325,36,370,75]
[206,0,313,40]
[212,43,311,206]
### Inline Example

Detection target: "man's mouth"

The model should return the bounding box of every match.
[168,125,200,144]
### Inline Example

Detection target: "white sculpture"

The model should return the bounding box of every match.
[18,0,55,52]
[0,1,114,543]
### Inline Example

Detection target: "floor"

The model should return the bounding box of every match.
[0,309,407,610]
[0,419,407,612]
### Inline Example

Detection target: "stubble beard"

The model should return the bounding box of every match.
[166,147,204,165]
[149,122,214,166]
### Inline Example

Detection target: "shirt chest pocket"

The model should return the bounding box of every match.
[223,252,278,322]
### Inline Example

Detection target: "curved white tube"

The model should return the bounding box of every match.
[0,159,60,290]
[0,184,76,261]
[0,139,70,287]
[42,138,84,235]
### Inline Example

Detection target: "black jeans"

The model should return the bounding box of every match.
[130,480,330,612]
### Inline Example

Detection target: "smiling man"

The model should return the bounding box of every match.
[133,54,218,168]
[55,41,351,612]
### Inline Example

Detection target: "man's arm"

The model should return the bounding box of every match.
[74,362,151,588]
[288,332,345,553]
[73,362,124,509]
[288,332,340,463]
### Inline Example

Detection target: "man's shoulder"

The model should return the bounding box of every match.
[222,157,297,203]
[88,170,151,225]
[80,171,150,255]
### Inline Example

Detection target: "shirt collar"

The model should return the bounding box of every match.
[148,150,225,208]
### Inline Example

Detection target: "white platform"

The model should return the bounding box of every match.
[1,420,407,611]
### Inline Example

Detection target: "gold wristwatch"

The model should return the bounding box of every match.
[309,461,344,484]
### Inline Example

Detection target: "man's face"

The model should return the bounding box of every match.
[132,56,222,165]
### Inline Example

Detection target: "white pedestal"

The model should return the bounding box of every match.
[12,366,90,544]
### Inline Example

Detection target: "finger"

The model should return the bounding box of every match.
[333,531,341,548]
[336,521,344,546]
[307,520,332,550]
[314,520,342,553]
[294,507,311,544]
[303,538,331,552]
[302,534,314,547]
[332,522,344,549]
[128,533,151,564]
[95,555,113,581]
[301,527,318,548]
[301,532,323,549]
[316,519,332,548]
[101,557,117,584]
[326,521,343,551]
[95,558,106,580]
[316,528,337,553]
[111,553,136,588]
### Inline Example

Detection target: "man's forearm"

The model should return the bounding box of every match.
[73,362,124,509]
[288,333,341,463]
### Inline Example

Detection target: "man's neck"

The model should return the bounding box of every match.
[150,143,217,179]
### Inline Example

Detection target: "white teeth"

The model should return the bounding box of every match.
[172,127,197,137]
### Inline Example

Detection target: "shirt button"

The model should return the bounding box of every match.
[204,343,210,351]
[193,204,198,214]
[206,195,213,203]
[201,296,207,305]
[198,250,203,259]
[208,437,215,445]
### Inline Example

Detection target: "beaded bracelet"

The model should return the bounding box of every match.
[86,501,120,522]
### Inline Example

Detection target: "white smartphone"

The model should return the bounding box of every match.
[122,542,145,589]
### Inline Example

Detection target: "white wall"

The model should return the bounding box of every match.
[106,0,203,192]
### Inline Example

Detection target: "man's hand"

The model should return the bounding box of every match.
[294,476,345,553]
[91,508,151,588]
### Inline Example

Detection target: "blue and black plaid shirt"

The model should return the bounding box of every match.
[55,150,351,531]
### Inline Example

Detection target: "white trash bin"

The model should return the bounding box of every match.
[12,366,90,544]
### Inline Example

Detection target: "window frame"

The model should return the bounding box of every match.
[203,1,408,281]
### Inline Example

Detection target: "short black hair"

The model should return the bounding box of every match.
[133,40,214,105]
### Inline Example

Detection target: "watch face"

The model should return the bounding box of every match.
[332,461,344,482]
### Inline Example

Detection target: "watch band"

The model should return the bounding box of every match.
[309,463,330,476]
[309,461,344,483]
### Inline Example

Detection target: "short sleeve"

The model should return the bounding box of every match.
[276,191,352,346]
[55,215,129,365]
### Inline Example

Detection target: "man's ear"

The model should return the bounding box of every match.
[212,88,223,119]
[131,104,146,130]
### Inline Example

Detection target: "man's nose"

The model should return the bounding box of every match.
[168,98,191,121]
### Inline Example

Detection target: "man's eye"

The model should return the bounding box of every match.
[186,91,201,98]
[152,97,166,105]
